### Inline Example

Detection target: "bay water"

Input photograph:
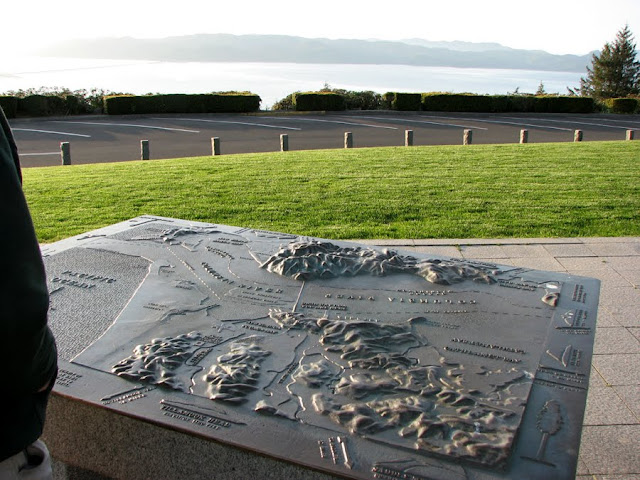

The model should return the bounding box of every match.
[0,56,583,109]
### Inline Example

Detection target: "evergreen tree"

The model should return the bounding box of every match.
[577,25,640,98]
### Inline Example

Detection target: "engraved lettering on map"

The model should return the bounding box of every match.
[536,366,586,385]
[444,346,522,363]
[318,440,327,459]
[498,279,537,291]
[211,237,248,246]
[242,324,279,334]
[450,338,526,354]
[202,263,235,284]
[101,386,156,405]
[160,400,237,429]
[328,436,339,464]
[572,285,587,303]
[372,465,435,480]
[174,280,196,290]
[56,369,82,388]
[242,321,281,333]
[143,302,167,311]
[398,289,452,296]
[61,270,116,283]
[301,302,348,311]
[206,246,235,259]
[51,277,96,289]
[278,362,299,385]
[422,319,460,329]
[533,379,585,392]
[201,335,224,345]
[234,292,285,305]
[186,347,214,366]
[371,460,467,480]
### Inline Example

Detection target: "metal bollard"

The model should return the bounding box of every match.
[627,130,635,141]
[211,137,221,156]
[463,129,472,145]
[344,132,353,149]
[574,130,583,142]
[520,129,529,144]
[280,134,289,152]
[405,130,414,147]
[60,142,71,165]
[141,140,150,160]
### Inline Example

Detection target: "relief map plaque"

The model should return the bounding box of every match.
[43,216,600,479]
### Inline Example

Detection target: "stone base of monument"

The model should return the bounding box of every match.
[41,216,601,480]
[45,394,338,480]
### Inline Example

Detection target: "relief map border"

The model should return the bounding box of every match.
[43,216,600,480]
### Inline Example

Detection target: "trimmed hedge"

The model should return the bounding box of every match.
[293,93,345,111]
[104,93,261,115]
[531,96,595,114]
[2,95,90,117]
[18,95,51,116]
[422,94,495,112]
[421,93,595,114]
[0,96,18,118]
[605,98,639,114]
[385,92,422,111]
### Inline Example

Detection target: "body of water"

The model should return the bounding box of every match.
[0,56,584,109]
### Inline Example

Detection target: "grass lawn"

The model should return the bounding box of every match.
[22,141,640,243]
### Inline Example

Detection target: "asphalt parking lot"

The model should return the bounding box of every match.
[10,112,640,167]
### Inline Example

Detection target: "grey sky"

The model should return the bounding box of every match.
[4,0,639,55]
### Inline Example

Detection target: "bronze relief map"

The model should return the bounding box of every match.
[43,216,600,479]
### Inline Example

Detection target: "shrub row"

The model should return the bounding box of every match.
[0,96,18,118]
[103,93,261,115]
[382,92,422,111]
[288,91,596,114]
[605,97,639,114]
[2,91,635,117]
[0,94,88,118]
[420,93,595,114]
[293,93,345,111]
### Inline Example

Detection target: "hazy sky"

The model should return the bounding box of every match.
[5,0,639,56]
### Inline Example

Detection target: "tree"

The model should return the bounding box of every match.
[575,25,640,98]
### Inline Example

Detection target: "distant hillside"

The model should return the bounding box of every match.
[37,34,593,72]
[399,38,515,52]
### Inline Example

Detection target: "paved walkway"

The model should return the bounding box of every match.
[356,236,640,480]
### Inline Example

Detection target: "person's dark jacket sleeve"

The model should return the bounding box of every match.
[0,106,58,460]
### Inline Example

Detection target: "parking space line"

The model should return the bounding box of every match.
[263,117,398,130]
[20,152,60,156]
[503,116,633,130]
[421,115,573,132]
[160,118,302,131]
[356,115,489,130]
[13,128,92,138]
[572,117,640,127]
[52,121,200,133]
